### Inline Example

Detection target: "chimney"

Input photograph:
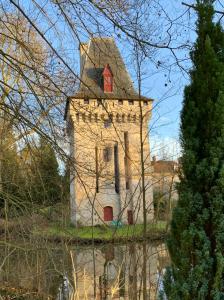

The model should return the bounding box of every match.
[79,42,88,77]
[152,155,156,163]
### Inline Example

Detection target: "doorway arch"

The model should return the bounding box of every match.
[104,206,113,221]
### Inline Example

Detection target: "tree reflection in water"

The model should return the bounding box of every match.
[0,241,169,299]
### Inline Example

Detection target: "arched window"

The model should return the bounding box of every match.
[103,147,112,162]
[104,119,111,128]
[104,206,113,221]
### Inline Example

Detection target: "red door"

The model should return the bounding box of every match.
[104,206,113,221]
[127,210,133,225]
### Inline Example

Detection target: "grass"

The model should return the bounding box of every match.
[33,221,168,243]
[0,203,168,243]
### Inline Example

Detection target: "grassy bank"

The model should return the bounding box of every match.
[0,204,169,244]
[33,221,168,243]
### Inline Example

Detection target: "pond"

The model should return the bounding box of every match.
[0,240,169,299]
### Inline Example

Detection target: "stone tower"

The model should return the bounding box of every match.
[65,37,153,226]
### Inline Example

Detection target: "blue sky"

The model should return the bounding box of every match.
[121,0,197,159]
[14,0,224,160]
[11,0,196,161]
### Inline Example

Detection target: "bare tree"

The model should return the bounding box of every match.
[0,0,206,299]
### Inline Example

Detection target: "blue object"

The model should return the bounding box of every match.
[110,220,123,227]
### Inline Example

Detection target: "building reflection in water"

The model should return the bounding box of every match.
[0,241,169,300]
[59,242,169,300]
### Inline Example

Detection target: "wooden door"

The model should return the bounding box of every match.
[104,206,113,221]
[127,210,133,225]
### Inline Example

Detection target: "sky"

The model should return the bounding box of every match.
[123,0,196,160]
[141,0,224,160]
[13,0,224,162]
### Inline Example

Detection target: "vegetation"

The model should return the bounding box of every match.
[2,1,224,298]
[0,286,46,300]
[164,1,224,299]
[0,124,22,210]
[26,137,62,206]
[153,190,176,221]
[32,221,167,242]
[0,135,69,217]
[0,14,69,217]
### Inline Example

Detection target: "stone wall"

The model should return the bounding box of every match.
[67,98,154,226]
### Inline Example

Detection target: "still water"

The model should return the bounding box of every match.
[0,240,169,299]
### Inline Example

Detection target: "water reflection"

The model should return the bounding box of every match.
[0,241,169,299]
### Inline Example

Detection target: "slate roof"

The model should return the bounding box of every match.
[64,37,153,119]
[75,37,150,100]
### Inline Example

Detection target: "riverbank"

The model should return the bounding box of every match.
[0,204,169,244]
[32,221,169,244]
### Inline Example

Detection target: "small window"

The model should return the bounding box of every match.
[97,99,102,106]
[128,100,134,105]
[118,100,123,105]
[126,181,130,190]
[82,113,86,121]
[143,100,148,106]
[103,147,112,162]
[84,98,89,104]
[104,119,111,128]
[109,114,113,121]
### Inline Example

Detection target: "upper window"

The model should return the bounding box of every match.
[97,99,102,106]
[118,100,123,105]
[104,119,111,128]
[128,100,134,105]
[103,64,113,93]
[103,147,112,162]
[84,98,89,105]
[143,100,148,106]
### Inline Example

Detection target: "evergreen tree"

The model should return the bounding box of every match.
[28,137,61,206]
[164,1,224,299]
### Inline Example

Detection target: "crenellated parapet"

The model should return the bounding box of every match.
[67,98,152,126]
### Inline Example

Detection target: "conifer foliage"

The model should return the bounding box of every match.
[30,136,61,206]
[0,133,68,215]
[164,1,224,298]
